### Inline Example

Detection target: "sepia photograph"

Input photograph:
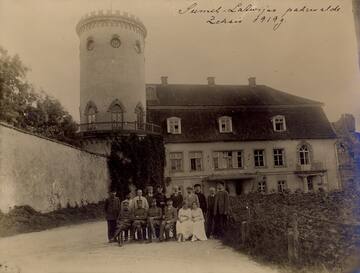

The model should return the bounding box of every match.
[0,0,359,272]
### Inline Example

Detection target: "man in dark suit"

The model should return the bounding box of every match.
[206,187,216,238]
[214,181,229,238]
[104,191,121,242]
[154,185,166,211]
[194,184,207,215]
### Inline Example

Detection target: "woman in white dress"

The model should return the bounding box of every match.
[176,202,193,242]
[191,202,207,241]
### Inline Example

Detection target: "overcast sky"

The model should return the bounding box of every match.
[0,0,359,128]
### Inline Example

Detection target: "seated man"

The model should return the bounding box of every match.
[159,199,177,241]
[113,199,132,246]
[147,199,163,243]
[132,199,148,241]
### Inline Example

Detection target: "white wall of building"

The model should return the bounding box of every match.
[164,139,340,196]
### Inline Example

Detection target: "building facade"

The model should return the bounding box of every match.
[147,77,341,196]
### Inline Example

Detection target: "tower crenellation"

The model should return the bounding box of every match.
[76,10,147,37]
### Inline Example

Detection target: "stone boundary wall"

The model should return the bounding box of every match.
[224,191,360,271]
[0,122,110,212]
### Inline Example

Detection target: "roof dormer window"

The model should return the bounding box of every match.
[167,117,181,134]
[272,115,286,132]
[218,116,232,133]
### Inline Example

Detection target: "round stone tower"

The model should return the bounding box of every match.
[76,10,159,155]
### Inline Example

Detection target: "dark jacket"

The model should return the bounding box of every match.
[145,193,155,206]
[163,206,177,223]
[171,193,183,209]
[207,194,216,216]
[104,197,121,220]
[118,207,132,221]
[196,192,207,214]
[214,190,229,215]
[132,207,148,221]
[147,206,163,219]
[155,192,166,209]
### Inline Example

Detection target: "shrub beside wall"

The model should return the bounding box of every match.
[0,202,105,238]
[224,191,360,271]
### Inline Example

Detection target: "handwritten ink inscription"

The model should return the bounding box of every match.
[178,2,341,31]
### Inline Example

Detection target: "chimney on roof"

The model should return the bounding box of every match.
[248,77,256,87]
[207,77,215,86]
[161,76,168,85]
[341,113,356,132]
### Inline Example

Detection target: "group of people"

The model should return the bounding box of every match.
[104,181,229,246]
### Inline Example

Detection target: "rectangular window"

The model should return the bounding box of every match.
[219,117,232,133]
[258,178,267,193]
[212,151,243,169]
[277,180,286,193]
[189,152,203,171]
[254,149,265,167]
[223,151,233,169]
[273,149,285,167]
[169,152,183,172]
[236,151,243,168]
[273,116,286,132]
[167,118,181,134]
[213,152,219,169]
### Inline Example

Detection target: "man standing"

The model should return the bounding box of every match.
[184,186,199,207]
[130,189,149,211]
[170,186,183,210]
[154,185,166,211]
[194,184,207,215]
[113,199,132,246]
[159,199,177,241]
[104,191,121,242]
[132,199,148,241]
[206,187,216,238]
[145,185,155,206]
[121,194,132,241]
[147,199,163,243]
[214,181,229,238]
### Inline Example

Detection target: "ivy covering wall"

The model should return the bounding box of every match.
[107,134,165,199]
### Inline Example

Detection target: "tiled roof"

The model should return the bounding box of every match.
[145,84,336,143]
[147,107,337,143]
[146,84,322,107]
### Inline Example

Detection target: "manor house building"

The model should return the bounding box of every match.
[146,77,340,196]
[75,10,341,196]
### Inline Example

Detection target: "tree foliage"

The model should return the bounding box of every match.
[0,46,79,145]
[107,134,165,200]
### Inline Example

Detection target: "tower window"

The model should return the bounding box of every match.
[272,115,286,132]
[134,40,142,54]
[167,117,181,134]
[110,37,121,48]
[87,107,96,124]
[135,103,145,129]
[84,101,98,130]
[87,39,94,51]
[218,116,232,133]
